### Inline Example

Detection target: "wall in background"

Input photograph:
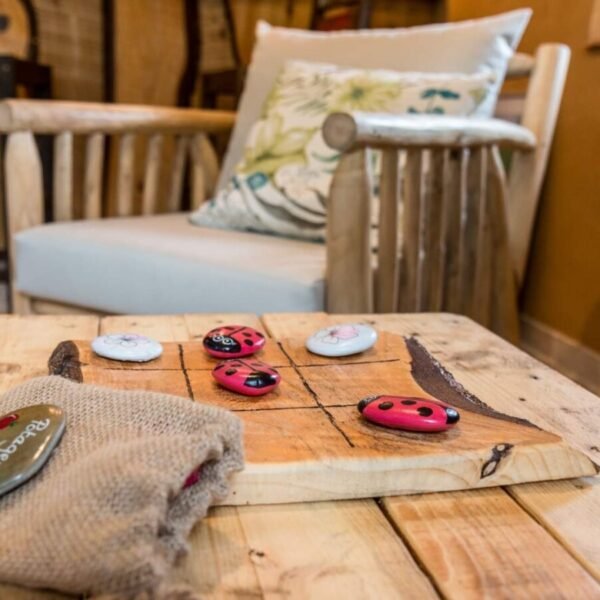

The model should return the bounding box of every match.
[447,0,600,351]
[229,0,441,63]
[33,0,104,101]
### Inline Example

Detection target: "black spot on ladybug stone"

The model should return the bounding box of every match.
[203,325,266,359]
[0,404,66,497]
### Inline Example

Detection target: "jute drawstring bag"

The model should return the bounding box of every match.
[0,376,244,599]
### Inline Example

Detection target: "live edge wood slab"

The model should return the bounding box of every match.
[48,317,596,506]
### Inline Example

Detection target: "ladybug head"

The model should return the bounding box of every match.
[357,396,380,413]
[204,333,241,354]
[444,407,460,425]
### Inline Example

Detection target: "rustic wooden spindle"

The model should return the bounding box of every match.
[420,148,446,311]
[327,149,373,313]
[189,133,208,210]
[53,131,73,221]
[376,149,400,312]
[472,148,495,327]
[5,131,44,314]
[116,133,135,217]
[459,146,487,317]
[166,136,188,212]
[489,146,520,341]
[83,133,104,219]
[398,149,423,312]
[142,134,163,215]
[441,148,468,313]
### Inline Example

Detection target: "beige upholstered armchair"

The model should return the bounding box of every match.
[2,44,569,341]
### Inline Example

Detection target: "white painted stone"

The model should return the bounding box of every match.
[91,333,163,362]
[305,323,378,357]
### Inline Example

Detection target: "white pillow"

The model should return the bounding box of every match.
[218,9,531,189]
[192,61,498,241]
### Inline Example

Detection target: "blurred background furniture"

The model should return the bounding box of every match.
[0,0,51,308]
[310,0,373,29]
[2,42,569,344]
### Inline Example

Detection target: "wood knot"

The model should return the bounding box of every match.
[48,340,83,382]
[481,443,514,479]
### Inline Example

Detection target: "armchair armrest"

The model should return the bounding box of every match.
[323,112,536,152]
[0,99,236,134]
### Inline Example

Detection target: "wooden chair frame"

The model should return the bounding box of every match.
[1,44,569,338]
[324,44,570,339]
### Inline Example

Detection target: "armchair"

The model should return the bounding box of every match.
[2,44,569,341]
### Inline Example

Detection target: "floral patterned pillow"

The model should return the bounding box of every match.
[190,60,497,241]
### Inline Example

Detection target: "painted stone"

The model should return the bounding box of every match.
[91,333,163,362]
[358,395,460,433]
[212,358,281,396]
[0,404,66,497]
[203,325,266,359]
[306,323,378,357]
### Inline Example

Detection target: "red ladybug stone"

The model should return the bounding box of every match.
[212,358,281,396]
[358,395,459,432]
[203,325,266,359]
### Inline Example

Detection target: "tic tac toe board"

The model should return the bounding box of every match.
[48,325,597,506]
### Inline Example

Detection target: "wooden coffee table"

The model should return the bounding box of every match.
[0,312,598,598]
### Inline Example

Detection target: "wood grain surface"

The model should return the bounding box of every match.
[0,313,598,599]
[47,315,596,505]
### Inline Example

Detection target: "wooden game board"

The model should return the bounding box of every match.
[48,321,597,505]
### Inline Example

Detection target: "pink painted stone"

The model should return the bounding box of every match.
[358,395,460,433]
[203,325,266,359]
[212,358,280,397]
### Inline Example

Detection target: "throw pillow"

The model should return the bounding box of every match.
[191,60,497,241]
[218,10,531,188]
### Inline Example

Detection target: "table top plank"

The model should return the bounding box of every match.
[0,315,99,395]
[171,506,263,598]
[220,500,439,599]
[383,488,600,599]
[183,313,266,339]
[507,477,600,580]
[100,313,190,340]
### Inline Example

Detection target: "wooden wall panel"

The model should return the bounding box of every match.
[0,0,30,58]
[33,0,104,101]
[447,0,600,352]
[112,0,186,105]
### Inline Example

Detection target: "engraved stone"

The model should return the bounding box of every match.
[0,404,66,497]
[92,333,163,362]
[306,323,378,357]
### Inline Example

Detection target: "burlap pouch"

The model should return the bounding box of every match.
[0,376,244,599]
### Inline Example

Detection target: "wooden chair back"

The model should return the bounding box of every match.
[0,101,235,313]
[324,44,570,340]
[0,101,235,224]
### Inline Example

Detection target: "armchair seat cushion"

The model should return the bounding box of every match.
[14,213,325,314]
